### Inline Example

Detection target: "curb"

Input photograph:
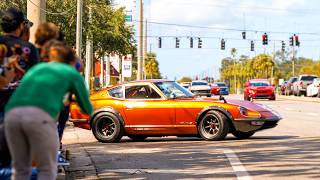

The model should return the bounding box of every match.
[278,95,320,103]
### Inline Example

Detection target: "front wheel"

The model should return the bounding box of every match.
[198,110,229,141]
[232,131,255,139]
[92,112,123,143]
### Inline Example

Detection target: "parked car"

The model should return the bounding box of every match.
[210,83,220,95]
[244,79,276,101]
[280,81,287,95]
[285,77,298,95]
[216,82,229,95]
[189,80,211,97]
[70,80,282,143]
[293,75,318,96]
[306,78,320,97]
[180,82,191,89]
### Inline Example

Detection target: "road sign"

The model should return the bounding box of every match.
[125,15,132,22]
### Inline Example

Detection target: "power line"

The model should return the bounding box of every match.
[133,20,320,36]
[28,0,76,15]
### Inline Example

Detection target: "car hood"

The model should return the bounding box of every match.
[248,86,273,90]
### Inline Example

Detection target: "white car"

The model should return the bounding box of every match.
[306,78,320,97]
[189,80,211,97]
[180,82,191,89]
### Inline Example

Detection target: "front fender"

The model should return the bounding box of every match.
[196,106,236,130]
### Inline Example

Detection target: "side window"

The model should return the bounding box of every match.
[108,86,123,98]
[125,85,161,99]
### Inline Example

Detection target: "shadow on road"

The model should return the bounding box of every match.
[66,135,320,179]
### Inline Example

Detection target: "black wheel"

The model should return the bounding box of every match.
[91,112,123,143]
[318,91,320,98]
[232,131,255,139]
[198,110,229,141]
[207,94,211,97]
[128,135,147,141]
[269,95,276,101]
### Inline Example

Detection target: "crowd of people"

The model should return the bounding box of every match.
[0,7,93,180]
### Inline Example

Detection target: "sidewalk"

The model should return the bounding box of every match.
[278,94,320,103]
[61,124,99,180]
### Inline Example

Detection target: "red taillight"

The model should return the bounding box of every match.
[290,82,293,86]
[299,81,303,86]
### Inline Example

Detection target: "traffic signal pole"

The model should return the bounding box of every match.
[76,0,83,59]
[292,45,295,76]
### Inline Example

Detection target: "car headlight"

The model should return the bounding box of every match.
[239,106,261,118]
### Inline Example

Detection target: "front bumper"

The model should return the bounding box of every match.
[232,116,281,132]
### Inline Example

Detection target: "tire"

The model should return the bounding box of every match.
[232,131,255,139]
[318,91,320,98]
[207,94,212,97]
[128,135,147,142]
[198,110,229,141]
[269,95,276,101]
[91,112,123,143]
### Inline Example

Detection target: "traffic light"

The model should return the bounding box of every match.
[262,33,268,45]
[198,38,202,48]
[250,41,254,51]
[221,39,225,50]
[294,34,300,47]
[158,37,162,48]
[242,31,246,39]
[175,37,180,48]
[289,36,294,46]
[190,37,193,48]
[281,41,285,51]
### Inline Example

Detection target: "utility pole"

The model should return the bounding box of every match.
[143,19,148,79]
[85,5,93,89]
[27,0,46,43]
[292,45,295,76]
[137,0,143,80]
[271,41,275,79]
[76,0,83,58]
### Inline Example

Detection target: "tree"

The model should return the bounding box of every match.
[178,77,192,83]
[144,52,161,79]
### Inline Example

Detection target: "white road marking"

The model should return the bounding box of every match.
[219,149,252,180]
[306,112,318,116]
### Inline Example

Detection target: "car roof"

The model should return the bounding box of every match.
[192,80,208,83]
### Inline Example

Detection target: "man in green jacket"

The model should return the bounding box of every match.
[4,41,93,180]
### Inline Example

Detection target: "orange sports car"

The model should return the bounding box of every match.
[70,80,281,143]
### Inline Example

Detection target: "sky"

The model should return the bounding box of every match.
[115,0,320,80]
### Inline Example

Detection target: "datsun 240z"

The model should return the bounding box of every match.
[70,80,281,143]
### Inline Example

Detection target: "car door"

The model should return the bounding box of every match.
[123,83,176,135]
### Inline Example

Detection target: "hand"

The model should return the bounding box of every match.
[0,68,15,88]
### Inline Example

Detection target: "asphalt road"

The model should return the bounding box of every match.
[64,95,320,180]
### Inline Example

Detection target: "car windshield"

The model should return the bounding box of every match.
[216,83,226,87]
[301,76,317,81]
[250,82,270,86]
[192,82,208,86]
[154,81,194,98]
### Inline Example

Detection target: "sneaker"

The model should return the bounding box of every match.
[57,153,70,166]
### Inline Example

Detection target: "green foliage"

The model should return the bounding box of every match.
[220,49,320,93]
[178,77,192,83]
[144,52,162,79]
[0,0,136,57]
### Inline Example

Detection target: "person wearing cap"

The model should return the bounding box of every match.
[0,7,40,113]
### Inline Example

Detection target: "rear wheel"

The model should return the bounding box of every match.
[198,110,229,141]
[92,112,123,143]
[232,131,255,139]
[128,135,147,142]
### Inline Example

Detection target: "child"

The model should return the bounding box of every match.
[4,41,93,180]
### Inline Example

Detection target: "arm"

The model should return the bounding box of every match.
[71,73,93,115]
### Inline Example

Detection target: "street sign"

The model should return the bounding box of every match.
[125,15,132,22]
[122,54,132,77]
